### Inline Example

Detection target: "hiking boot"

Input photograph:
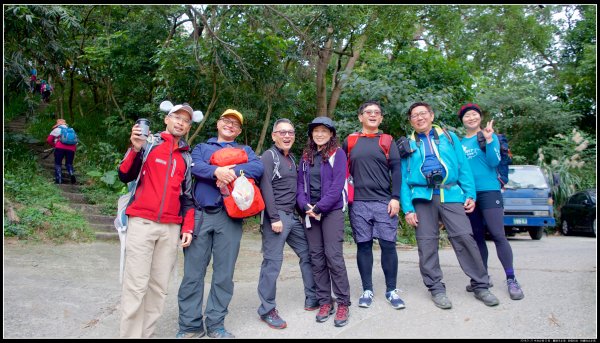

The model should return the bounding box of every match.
[333,303,350,327]
[431,293,452,309]
[385,289,406,309]
[70,174,76,184]
[175,329,205,338]
[260,308,287,329]
[358,290,374,308]
[474,289,500,307]
[315,303,335,323]
[206,327,235,339]
[466,278,494,292]
[507,279,525,300]
[304,299,320,311]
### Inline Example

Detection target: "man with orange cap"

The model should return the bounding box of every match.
[177,109,263,339]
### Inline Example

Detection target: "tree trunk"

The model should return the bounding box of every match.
[107,80,125,121]
[316,27,334,117]
[255,96,272,155]
[188,71,219,145]
[328,34,367,118]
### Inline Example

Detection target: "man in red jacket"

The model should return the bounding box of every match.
[117,103,196,338]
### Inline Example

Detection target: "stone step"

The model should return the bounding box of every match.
[61,191,86,203]
[90,222,116,233]
[6,126,26,131]
[69,203,102,214]
[58,183,83,192]
[84,213,115,226]
[96,232,119,241]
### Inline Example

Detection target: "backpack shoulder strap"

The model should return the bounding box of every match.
[131,136,158,192]
[379,134,393,160]
[476,131,487,152]
[347,133,360,159]
[268,147,281,181]
[441,128,455,147]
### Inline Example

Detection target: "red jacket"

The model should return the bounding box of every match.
[118,132,194,234]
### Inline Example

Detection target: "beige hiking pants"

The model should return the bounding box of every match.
[119,216,180,338]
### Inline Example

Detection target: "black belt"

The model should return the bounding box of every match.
[203,206,223,214]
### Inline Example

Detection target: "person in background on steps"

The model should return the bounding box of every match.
[256,118,318,330]
[46,119,76,184]
[458,103,524,301]
[41,80,52,103]
[29,68,37,93]
[117,103,196,338]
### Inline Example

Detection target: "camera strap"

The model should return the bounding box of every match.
[413,182,456,190]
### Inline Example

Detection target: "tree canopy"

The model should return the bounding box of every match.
[4,4,596,192]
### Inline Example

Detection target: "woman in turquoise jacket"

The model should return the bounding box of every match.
[458,103,524,301]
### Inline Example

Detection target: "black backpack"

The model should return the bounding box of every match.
[476,131,512,188]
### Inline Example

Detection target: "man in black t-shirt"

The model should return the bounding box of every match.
[342,100,405,310]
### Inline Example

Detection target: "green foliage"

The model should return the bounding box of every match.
[4,133,95,242]
[3,5,595,246]
[4,95,30,122]
[80,186,119,215]
[397,218,416,246]
[537,128,596,219]
[474,81,581,163]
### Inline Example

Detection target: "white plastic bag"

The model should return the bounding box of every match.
[232,174,254,211]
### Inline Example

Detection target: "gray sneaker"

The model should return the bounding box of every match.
[431,293,452,309]
[358,290,374,308]
[474,289,500,306]
[507,279,525,300]
[466,278,493,292]
[175,329,205,338]
[207,327,235,339]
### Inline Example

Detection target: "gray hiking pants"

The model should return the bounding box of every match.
[177,207,242,334]
[257,210,317,316]
[413,196,490,295]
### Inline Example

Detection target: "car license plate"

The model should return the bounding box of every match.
[513,218,527,225]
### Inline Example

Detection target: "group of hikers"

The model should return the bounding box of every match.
[111,99,524,338]
[29,68,53,102]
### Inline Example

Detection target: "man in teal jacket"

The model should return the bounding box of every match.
[400,102,500,310]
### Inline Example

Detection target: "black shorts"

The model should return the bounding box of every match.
[475,190,503,209]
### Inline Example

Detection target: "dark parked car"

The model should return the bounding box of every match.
[561,189,596,237]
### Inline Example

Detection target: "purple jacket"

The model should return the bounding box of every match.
[297,147,347,214]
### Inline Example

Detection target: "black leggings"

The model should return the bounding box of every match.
[357,239,398,293]
[468,203,515,277]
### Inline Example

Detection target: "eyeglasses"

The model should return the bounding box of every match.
[410,111,430,120]
[168,114,192,125]
[273,130,295,137]
[220,118,241,130]
[362,110,382,116]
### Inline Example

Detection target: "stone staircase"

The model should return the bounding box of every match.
[5,115,118,241]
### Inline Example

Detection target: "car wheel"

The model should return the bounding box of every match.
[593,219,596,237]
[561,220,570,236]
[529,227,544,240]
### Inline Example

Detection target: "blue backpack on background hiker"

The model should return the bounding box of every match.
[59,126,78,145]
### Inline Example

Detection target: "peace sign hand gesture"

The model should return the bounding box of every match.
[482,119,495,143]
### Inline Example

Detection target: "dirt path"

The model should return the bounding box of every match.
[3,231,597,339]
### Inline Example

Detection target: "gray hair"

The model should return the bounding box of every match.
[272,118,294,132]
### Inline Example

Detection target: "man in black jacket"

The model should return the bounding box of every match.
[257,118,317,330]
